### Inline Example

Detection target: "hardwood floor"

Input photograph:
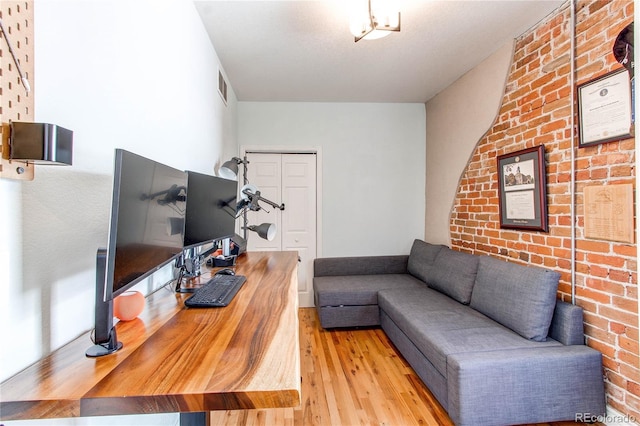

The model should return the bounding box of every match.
[210,308,599,426]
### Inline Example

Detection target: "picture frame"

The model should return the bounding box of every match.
[497,145,548,232]
[577,68,632,147]
[584,184,634,244]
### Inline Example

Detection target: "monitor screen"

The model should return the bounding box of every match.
[105,149,187,300]
[184,171,237,248]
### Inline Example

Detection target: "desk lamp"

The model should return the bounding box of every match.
[219,157,243,180]
[219,155,285,242]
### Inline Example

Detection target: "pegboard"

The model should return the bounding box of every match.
[1,1,35,180]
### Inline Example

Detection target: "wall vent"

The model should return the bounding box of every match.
[218,70,228,105]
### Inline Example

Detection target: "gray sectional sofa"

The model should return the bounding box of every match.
[313,239,606,426]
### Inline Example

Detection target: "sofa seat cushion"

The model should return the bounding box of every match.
[379,287,476,317]
[470,256,560,342]
[379,288,561,376]
[313,274,425,307]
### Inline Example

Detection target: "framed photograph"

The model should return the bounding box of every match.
[497,145,548,232]
[578,68,632,147]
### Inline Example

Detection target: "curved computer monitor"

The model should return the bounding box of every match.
[184,170,238,249]
[106,149,187,300]
[87,149,187,357]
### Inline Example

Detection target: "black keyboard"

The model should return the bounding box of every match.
[184,274,247,308]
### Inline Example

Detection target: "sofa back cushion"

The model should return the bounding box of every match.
[470,256,560,342]
[426,248,479,304]
[407,240,446,284]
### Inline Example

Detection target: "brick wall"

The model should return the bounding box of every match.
[450,0,638,419]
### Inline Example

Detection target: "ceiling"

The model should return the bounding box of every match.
[194,1,564,103]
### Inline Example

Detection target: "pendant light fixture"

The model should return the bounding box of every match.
[350,0,401,42]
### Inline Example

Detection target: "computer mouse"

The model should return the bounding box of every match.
[216,268,235,276]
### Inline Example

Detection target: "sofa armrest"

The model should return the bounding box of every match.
[313,255,408,277]
[548,300,585,345]
[447,346,605,426]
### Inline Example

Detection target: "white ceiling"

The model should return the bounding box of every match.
[194,0,564,103]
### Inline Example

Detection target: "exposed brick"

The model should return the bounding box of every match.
[586,252,627,268]
[627,381,640,398]
[610,165,633,177]
[610,322,627,334]
[577,240,612,253]
[577,286,611,304]
[614,245,637,257]
[589,264,609,278]
[448,1,637,418]
[612,295,639,314]
[588,337,617,359]
[609,269,633,283]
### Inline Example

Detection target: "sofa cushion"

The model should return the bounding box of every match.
[378,288,494,331]
[427,248,479,304]
[379,287,561,376]
[313,274,425,307]
[415,325,561,377]
[407,239,446,283]
[470,256,560,342]
[314,255,408,277]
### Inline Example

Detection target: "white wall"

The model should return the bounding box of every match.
[424,42,513,245]
[238,102,426,257]
[1,1,236,424]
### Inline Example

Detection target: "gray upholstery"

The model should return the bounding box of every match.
[318,305,380,328]
[549,299,586,345]
[379,288,560,376]
[470,256,559,342]
[314,255,408,277]
[447,346,606,426]
[312,239,606,425]
[378,286,475,316]
[427,248,479,304]
[381,310,449,409]
[407,239,446,283]
[314,274,424,307]
[313,266,424,328]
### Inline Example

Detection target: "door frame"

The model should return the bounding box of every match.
[240,145,323,261]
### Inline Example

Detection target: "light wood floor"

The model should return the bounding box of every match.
[210,308,600,426]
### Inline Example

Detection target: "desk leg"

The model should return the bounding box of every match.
[180,411,209,426]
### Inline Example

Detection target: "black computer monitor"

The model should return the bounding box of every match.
[184,171,237,249]
[107,149,187,298]
[87,149,187,357]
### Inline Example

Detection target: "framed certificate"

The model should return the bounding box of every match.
[497,145,548,232]
[578,68,632,147]
[584,184,634,244]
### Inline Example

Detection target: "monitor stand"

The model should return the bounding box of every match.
[86,249,123,357]
[175,244,218,293]
[175,247,200,293]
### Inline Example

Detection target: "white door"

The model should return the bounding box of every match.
[244,152,317,307]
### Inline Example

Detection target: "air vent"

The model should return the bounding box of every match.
[218,70,228,105]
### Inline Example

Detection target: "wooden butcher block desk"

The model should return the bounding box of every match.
[1,251,300,425]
